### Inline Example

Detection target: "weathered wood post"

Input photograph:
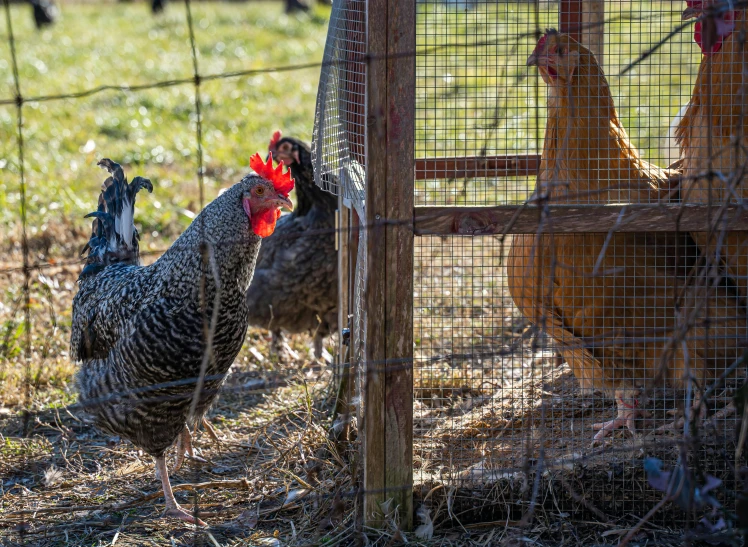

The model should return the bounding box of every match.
[363,0,416,530]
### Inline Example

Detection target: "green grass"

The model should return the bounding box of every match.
[0,1,330,241]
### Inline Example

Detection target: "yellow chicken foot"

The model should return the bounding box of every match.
[592,392,645,442]
[156,455,207,526]
[173,426,206,472]
[658,397,735,433]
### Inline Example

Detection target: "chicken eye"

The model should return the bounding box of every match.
[255,187,265,196]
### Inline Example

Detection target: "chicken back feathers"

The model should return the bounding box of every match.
[71,159,287,457]
[508,31,745,405]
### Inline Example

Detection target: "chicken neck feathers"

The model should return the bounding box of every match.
[676,11,748,301]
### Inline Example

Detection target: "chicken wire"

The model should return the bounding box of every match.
[312,0,367,204]
[411,0,747,533]
[312,0,369,432]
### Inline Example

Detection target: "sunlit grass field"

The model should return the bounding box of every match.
[0,1,330,243]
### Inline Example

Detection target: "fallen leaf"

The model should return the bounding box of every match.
[282,488,310,509]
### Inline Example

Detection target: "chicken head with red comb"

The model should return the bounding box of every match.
[244,153,294,237]
[250,152,295,197]
[268,130,282,153]
[683,0,737,55]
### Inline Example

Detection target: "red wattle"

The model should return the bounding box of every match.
[251,208,279,238]
[694,10,736,55]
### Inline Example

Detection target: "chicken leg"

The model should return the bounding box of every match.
[155,455,207,526]
[173,426,206,472]
[201,418,223,444]
[657,394,736,433]
[592,390,647,442]
[270,330,296,362]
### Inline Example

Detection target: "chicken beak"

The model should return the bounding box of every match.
[682,6,701,20]
[526,52,539,67]
[276,195,294,212]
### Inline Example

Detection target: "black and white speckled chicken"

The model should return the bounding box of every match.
[245,131,337,360]
[71,157,293,525]
[30,0,57,29]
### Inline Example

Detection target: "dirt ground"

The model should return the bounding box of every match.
[0,228,743,546]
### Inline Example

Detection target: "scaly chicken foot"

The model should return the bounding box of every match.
[156,455,208,526]
[173,426,207,472]
[592,392,646,442]
[313,334,324,360]
[270,330,298,362]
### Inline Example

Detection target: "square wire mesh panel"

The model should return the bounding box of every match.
[413,0,747,531]
[414,234,744,525]
[312,0,367,203]
[414,1,700,207]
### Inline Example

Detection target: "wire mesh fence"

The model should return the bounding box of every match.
[3,0,748,544]
[407,0,748,539]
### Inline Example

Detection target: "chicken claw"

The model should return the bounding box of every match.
[157,455,208,526]
[201,418,223,445]
[657,399,735,433]
[592,393,646,443]
[173,426,206,472]
[164,505,208,527]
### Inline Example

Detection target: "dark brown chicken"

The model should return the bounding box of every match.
[245,132,337,360]
[507,30,746,441]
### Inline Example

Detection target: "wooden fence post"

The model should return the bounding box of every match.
[582,0,605,66]
[560,0,605,64]
[364,0,415,531]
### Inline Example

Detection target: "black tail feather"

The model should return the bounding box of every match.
[30,0,57,29]
[79,159,153,279]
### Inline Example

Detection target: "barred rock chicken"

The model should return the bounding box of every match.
[507,30,746,441]
[71,157,293,525]
[678,1,748,300]
[245,131,337,359]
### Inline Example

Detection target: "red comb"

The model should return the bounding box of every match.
[268,130,282,152]
[534,29,556,53]
[250,152,294,197]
